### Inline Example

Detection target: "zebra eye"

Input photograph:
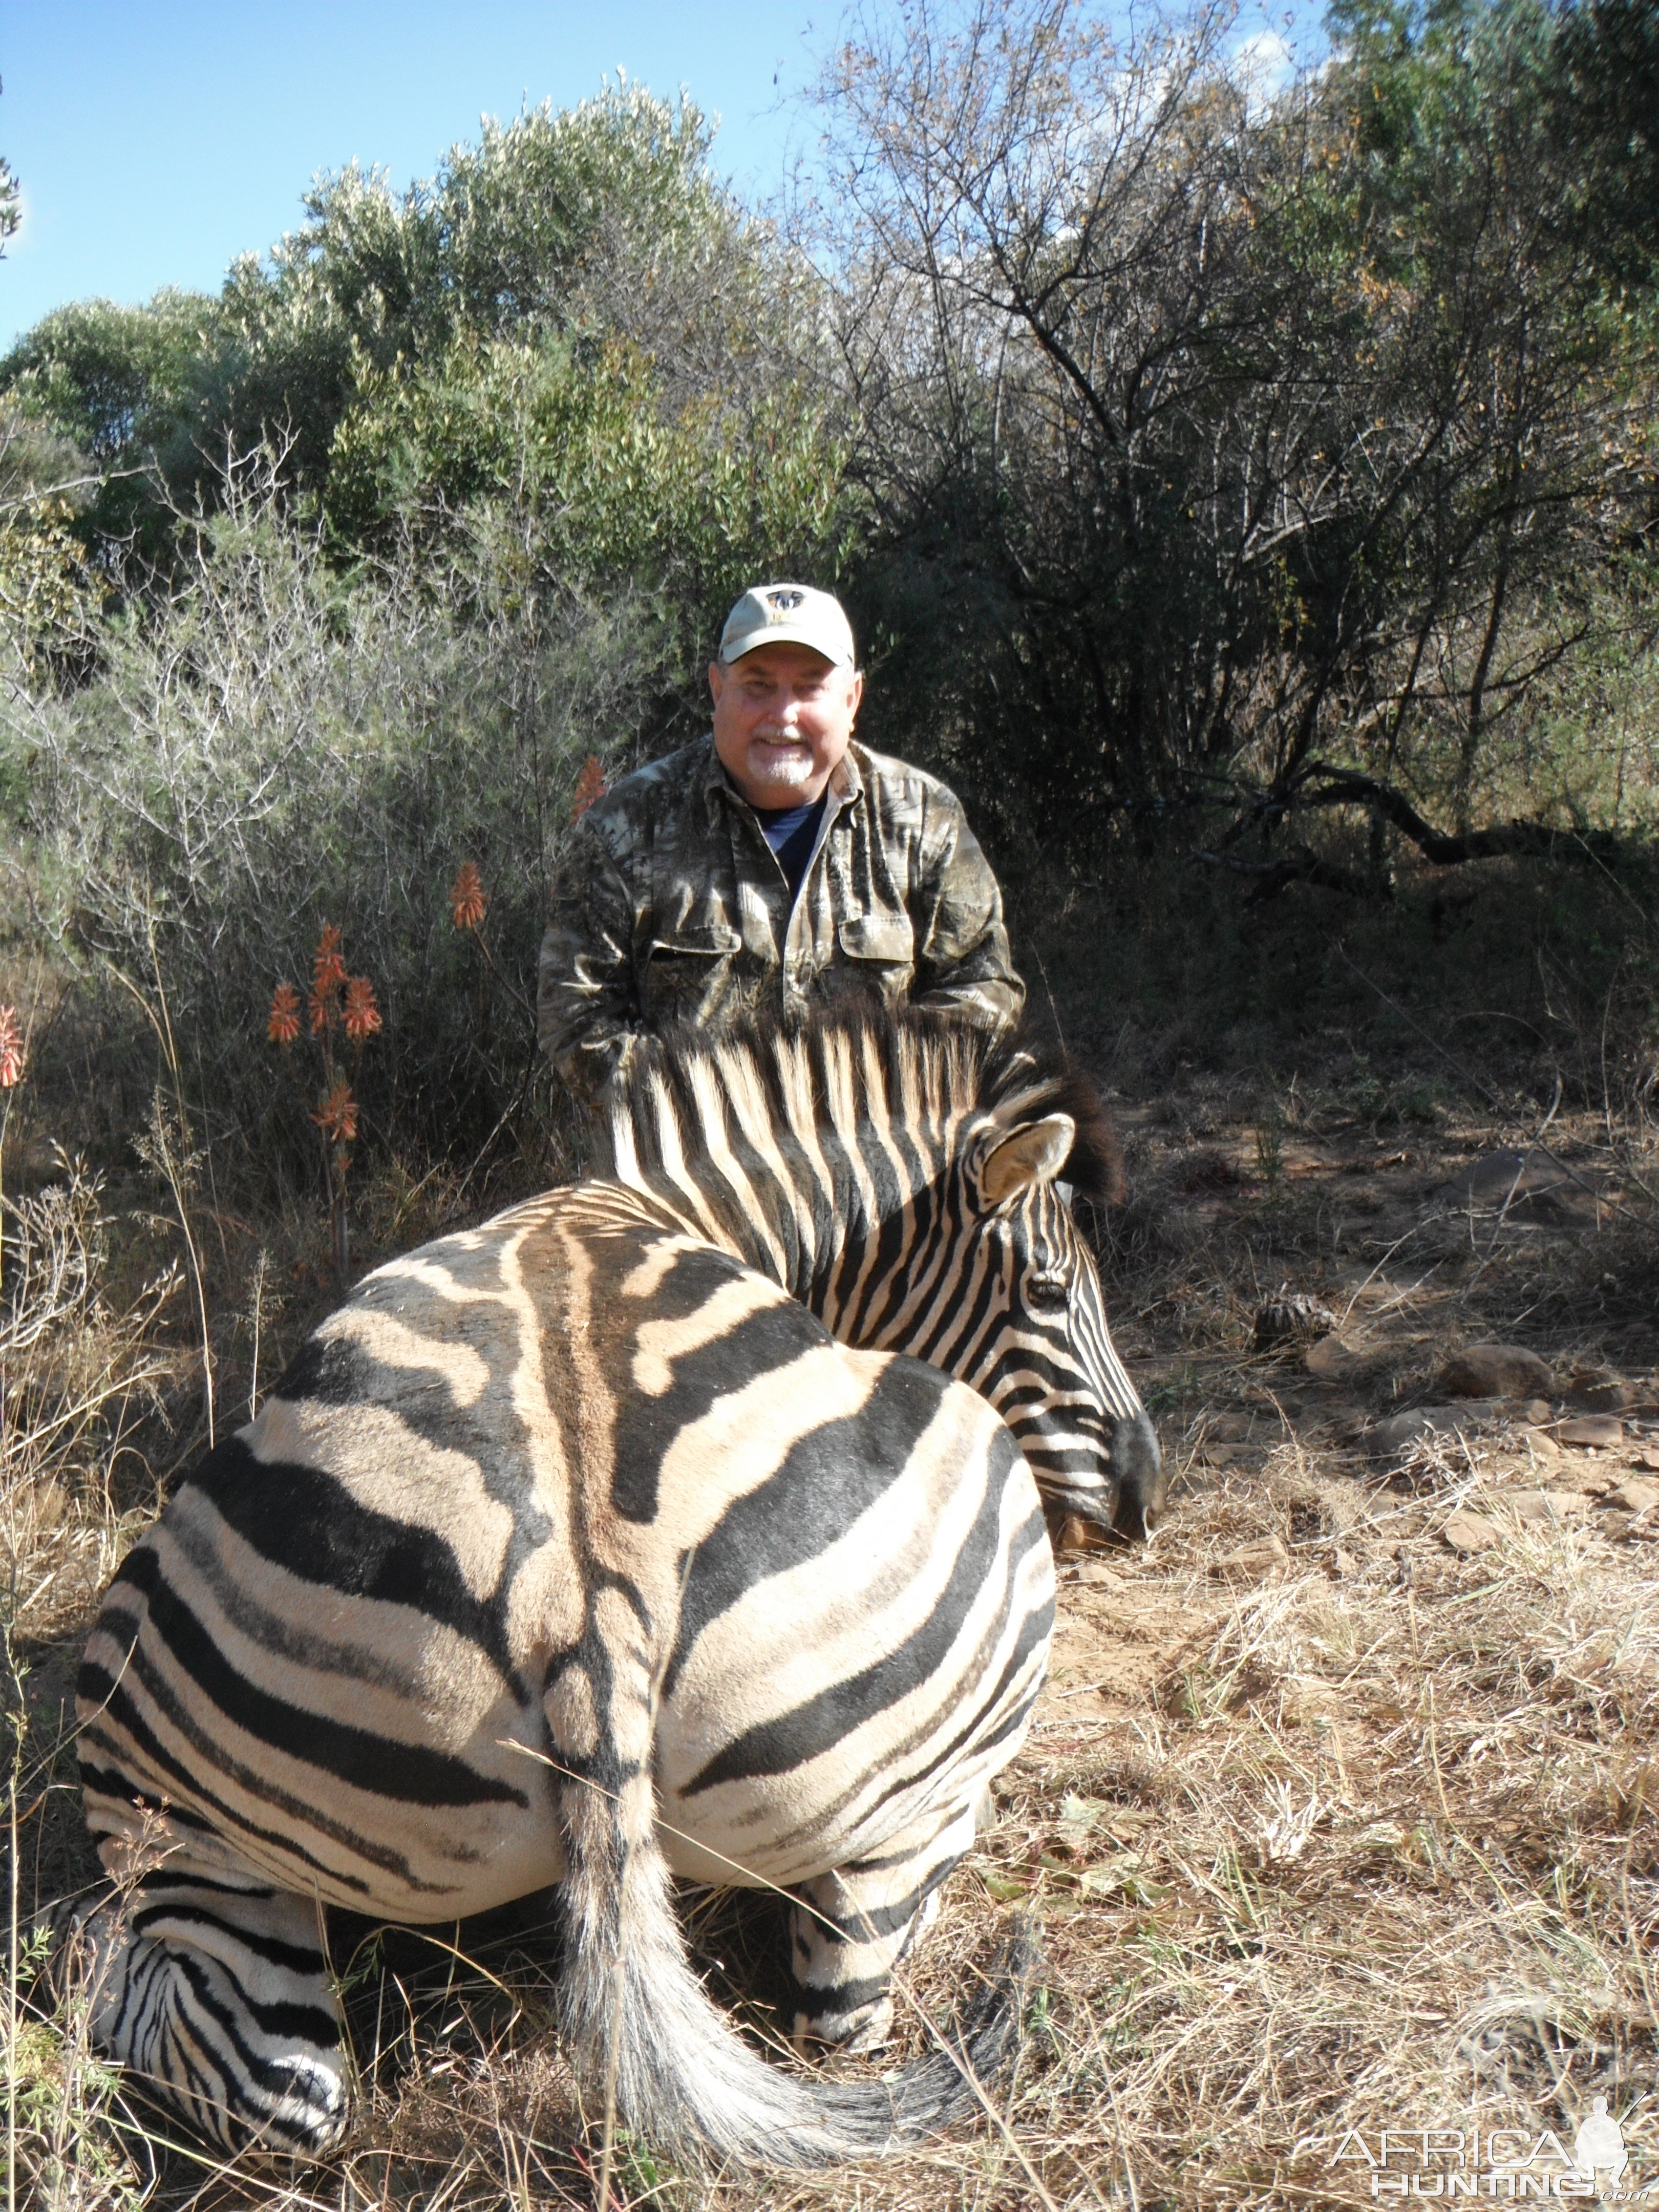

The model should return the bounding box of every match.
[1026,1274,1069,1312]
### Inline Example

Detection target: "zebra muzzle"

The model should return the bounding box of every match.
[1034,1412,1164,1542]
[1108,1411,1165,1540]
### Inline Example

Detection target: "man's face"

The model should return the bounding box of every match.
[709,641,864,810]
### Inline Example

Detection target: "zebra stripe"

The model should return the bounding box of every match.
[66,1164,1052,2164]
[608,1011,1164,1533]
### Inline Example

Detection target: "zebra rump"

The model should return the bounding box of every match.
[68,1161,1055,2165]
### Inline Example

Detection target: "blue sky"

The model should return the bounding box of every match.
[1,2,1327,355]
[0,1,828,350]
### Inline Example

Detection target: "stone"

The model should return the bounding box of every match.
[1575,1363,1636,1415]
[1437,1344,1555,1400]
[1368,1405,1501,1458]
[1432,1151,1592,1226]
[1609,1479,1659,1516]
[1443,1512,1500,1553]
[1520,1427,1561,1461]
[1305,1334,1385,1382]
[1332,1547,1360,1577]
[1522,1399,1554,1424]
[1508,1491,1588,1523]
[1571,1378,1634,1414]
[1628,1446,1659,1474]
[1369,1412,1429,1457]
[1558,1467,1615,1497]
[1214,1535,1290,1576]
[1210,1413,1253,1442]
[1556,1415,1624,1449]
[1072,1560,1124,1588]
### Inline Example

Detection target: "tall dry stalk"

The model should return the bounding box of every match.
[0,991,36,1460]
[245,1247,271,1422]
[0,1146,179,2210]
[5,1627,23,2212]
[108,941,217,1452]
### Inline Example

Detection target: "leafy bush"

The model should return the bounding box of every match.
[325,329,857,625]
[1,462,672,1203]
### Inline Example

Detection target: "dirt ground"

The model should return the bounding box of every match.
[6,1050,1658,2210]
[964,1064,1659,2209]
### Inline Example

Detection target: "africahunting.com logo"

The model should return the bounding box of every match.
[1327,2102,1647,2199]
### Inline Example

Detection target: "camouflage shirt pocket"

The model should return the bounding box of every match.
[836,913,917,1001]
[643,923,743,1025]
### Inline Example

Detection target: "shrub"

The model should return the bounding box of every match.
[1,460,671,1209]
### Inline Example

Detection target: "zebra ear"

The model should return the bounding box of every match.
[975,1113,1077,1207]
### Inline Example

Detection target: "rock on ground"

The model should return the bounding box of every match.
[1438,1343,1555,1399]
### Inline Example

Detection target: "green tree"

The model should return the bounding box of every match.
[0,82,830,588]
[1305,0,1657,837]
[0,291,224,552]
[1548,0,1659,289]
[811,0,1655,880]
[326,329,856,635]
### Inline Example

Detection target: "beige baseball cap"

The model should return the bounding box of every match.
[717,583,857,670]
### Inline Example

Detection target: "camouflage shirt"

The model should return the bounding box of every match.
[538,734,1025,1101]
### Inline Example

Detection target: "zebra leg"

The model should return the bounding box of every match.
[783,1805,975,2053]
[55,1865,349,2156]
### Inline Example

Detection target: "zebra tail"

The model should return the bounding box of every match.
[552,1676,1034,2167]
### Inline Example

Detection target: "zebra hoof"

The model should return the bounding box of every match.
[791,1993,896,2055]
[240,2062,353,2161]
[32,1884,119,2009]
[840,1997,897,2054]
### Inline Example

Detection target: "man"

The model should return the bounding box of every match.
[538,582,1024,1102]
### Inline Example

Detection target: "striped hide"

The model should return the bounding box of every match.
[66,1175,1053,2165]
[606,1010,1163,1535]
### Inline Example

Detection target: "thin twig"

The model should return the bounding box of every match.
[6,1628,23,2212]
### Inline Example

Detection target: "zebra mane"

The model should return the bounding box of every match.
[981,1029,1126,1206]
[607,1007,1125,1206]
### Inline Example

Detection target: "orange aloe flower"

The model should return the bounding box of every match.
[309,925,348,1034]
[312,1079,358,1145]
[311,924,348,994]
[0,1005,23,1088]
[343,975,381,1041]
[267,982,302,1048]
[570,756,606,821]
[450,862,488,932]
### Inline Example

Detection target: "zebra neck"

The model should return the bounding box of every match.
[600,1161,875,1317]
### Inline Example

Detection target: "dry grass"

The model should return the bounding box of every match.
[4,1050,1658,2209]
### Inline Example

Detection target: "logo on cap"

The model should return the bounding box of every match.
[764,590,805,619]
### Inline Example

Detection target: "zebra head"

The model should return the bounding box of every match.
[604,1010,1164,1539]
[943,1086,1164,1538]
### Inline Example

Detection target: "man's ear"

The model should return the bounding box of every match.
[974,1113,1076,1206]
[708,659,726,707]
